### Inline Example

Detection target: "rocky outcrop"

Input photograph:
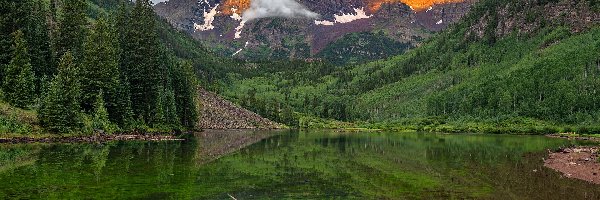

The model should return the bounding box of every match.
[467,0,600,40]
[198,88,283,129]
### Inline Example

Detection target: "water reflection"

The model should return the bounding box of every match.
[194,130,281,165]
[0,131,598,199]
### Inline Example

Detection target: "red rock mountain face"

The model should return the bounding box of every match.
[154,0,476,60]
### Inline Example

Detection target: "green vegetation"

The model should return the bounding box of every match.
[213,0,600,134]
[39,52,84,134]
[0,103,39,135]
[317,31,412,66]
[0,0,201,135]
[2,30,35,109]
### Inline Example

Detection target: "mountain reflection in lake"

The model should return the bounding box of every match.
[0,130,599,199]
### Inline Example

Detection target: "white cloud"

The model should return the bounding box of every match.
[242,0,319,21]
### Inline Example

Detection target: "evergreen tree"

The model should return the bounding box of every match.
[81,18,121,118]
[112,75,134,128]
[119,0,162,124]
[3,30,35,108]
[112,1,135,128]
[39,52,83,134]
[155,49,179,128]
[55,0,87,59]
[0,0,31,83]
[163,88,180,127]
[173,61,198,129]
[91,91,115,133]
[25,1,54,89]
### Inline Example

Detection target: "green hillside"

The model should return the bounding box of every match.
[217,0,600,133]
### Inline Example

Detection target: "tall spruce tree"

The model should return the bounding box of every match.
[3,30,35,108]
[0,0,31,83]
[25,1,54,89]
[55,0,87,59]
[91,91,116,133]
[39,52,83,134]
[112,76,134,128]
[120,0,162,125]
[155,49,179,128]
[173,61,199,129]
[112,1,135,128]
[81,18,121,117]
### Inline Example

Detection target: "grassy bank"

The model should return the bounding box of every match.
[299,115,600,135]
[0,103,41,137]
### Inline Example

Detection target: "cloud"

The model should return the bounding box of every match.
[242,0,319,21]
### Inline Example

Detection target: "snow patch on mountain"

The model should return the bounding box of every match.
[194,4,220,31]
[231,8,243,20]
[234,20,247,39]
[315,7,372,26]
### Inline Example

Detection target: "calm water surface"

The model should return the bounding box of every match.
[0,130,599,199]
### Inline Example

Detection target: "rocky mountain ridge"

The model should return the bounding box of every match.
[154,0,477,61]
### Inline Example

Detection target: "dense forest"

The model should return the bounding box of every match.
[0,0,200,135]
[215,0,600,133]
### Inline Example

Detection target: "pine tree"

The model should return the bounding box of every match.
[39,52,83,134]
[0,1,31,83]
[55,0,87,59]
[112,1,135,128]
[81,18,121,118]
[155,49,179,128]
[112,76,134,128]
[3,30,35,108]
[25,1,54,89]
[119,0,162,124]
[173,61,199,129]
[163,88,179,126]
[91,91,115,133]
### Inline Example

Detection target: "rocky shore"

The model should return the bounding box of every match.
[544,146,600,184]
[547,133,600,142]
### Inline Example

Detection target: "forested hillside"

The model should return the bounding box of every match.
[217,0,600,133]
[0,0,200,135]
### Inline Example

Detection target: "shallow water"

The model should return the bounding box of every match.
[0,130,599,199]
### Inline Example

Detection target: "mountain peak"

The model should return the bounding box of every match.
[369,0,466,12]
[154,0,475,61]
[209,0,468,16]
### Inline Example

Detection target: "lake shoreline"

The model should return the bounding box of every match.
[0,132,185,144]
[0,129,287,144]
[547,133,600,142]
[545,146,600,184]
